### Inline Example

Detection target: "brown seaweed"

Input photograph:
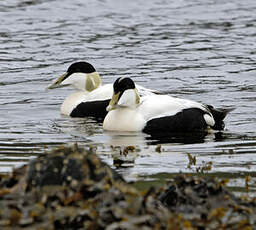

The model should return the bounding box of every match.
[0,144,256,229]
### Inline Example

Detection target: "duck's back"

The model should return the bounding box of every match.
[138,95,209,121]
[137,94,216,133]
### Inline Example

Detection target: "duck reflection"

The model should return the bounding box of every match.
[105,130,226,146]
[145,131,208,145]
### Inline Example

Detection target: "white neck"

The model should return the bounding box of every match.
[118,89,139,108]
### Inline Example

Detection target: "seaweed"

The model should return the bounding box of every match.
[0,144,256,229]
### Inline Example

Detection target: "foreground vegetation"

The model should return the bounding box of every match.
[0,144,255,229]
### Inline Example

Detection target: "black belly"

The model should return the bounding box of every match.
[70,99,110,119]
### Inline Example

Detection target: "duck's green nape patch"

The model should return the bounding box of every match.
[85,72,102,92]
[0,144,256,229]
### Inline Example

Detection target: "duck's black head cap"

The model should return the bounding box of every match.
[67,62,96,75]
[113,77,136,94]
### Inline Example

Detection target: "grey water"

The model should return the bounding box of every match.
[1,0,256,192]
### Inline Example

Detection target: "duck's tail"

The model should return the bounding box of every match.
[207,105,235,130]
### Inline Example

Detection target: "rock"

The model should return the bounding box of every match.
[26,144,123,191]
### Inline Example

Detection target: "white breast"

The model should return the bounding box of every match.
[103,108,145,132]
[61,91,88,115]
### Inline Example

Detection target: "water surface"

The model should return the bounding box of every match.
[1,0,256,192]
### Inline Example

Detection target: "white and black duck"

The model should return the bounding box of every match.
[103,77,232,133]
[47,62,156,119]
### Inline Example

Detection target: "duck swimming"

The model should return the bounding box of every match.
[47,62,156,119]
[103,77,232,133]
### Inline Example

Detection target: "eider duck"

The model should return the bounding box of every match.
[103,77,232,133]
[47,62,156,119]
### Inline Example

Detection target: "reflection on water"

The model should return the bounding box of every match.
[1,0,256,192]
[104,132,147,146]
[145,131,209,144]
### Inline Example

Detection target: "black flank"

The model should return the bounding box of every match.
[143,108,208,134]
[70,99,110,120]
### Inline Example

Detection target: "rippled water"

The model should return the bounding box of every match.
[1,0,256,192]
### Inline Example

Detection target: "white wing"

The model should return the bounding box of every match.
[136,84,159,96]
[138,94,210,121]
